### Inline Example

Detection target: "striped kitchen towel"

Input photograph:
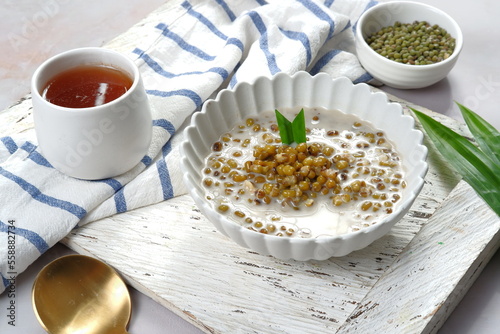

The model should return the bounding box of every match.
[0,0,377,293]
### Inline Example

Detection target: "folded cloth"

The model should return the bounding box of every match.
[0,0,377,294]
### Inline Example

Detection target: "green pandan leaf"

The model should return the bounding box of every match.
[275,109,293,145]
[292,109,306,144]
[457,102,500,167]
[275,109,307,145]
[412,107,500,216]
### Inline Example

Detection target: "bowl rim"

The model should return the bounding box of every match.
[356,0,463,70]
[180,72,429,250]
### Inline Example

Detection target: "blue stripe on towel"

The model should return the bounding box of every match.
[214,0,237,21]
[179,2,244,52]
[147,89,203,109]
[153,118,175,199]
[228,61,243,88]
[153,119,176,136]
[226,38,244,52]
[323,0,335,7]
[297,0,335,39]
[255,0,268,5]
[155,23,216,61]
[156,159,174,200]
[141,155,153,167]
[0,167,87,219]
[97,178,127,213]
[0,220,50,253]
[247,11,280,74]
[133,48,175,77]
[182,1,228,40]
[342,21,352,33]
[20,142,53,168]
[279,28,312,65]
[310,49,341,75]
[98,178,122,192]
[1,273,9,289]
[1,137,18,155]
[111,181,126,214]
[133,48,229,81]
[207,67,231,81]
[113,189,127,213]
[353,72,374,84]
[156,141,174,200]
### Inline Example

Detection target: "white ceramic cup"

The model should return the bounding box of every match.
[32,47,152,180]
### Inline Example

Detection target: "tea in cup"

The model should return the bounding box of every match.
[31,47,152,180]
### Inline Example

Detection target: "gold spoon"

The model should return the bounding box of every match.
[32,254,131,334]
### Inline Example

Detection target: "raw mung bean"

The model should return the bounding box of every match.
[366,21,456,65]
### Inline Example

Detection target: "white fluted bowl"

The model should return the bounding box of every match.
[180,72,428,260]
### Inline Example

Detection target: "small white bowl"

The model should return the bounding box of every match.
[180,72,428,260]
[355,1,463,89]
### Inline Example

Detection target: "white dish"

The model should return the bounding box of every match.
[180,72,428,260]
[355,1,463,89]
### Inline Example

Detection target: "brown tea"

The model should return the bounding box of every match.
[42,64,133,108]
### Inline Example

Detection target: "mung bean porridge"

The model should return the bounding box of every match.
[201,107,406,238]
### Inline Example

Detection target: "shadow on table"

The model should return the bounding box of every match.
[380,78,459,119]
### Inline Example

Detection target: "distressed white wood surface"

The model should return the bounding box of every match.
[338,180,500,333]
[2,2,499,333]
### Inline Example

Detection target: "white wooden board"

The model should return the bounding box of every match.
[2,2,499,333]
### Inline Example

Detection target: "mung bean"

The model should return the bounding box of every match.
[366,21,456,65]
